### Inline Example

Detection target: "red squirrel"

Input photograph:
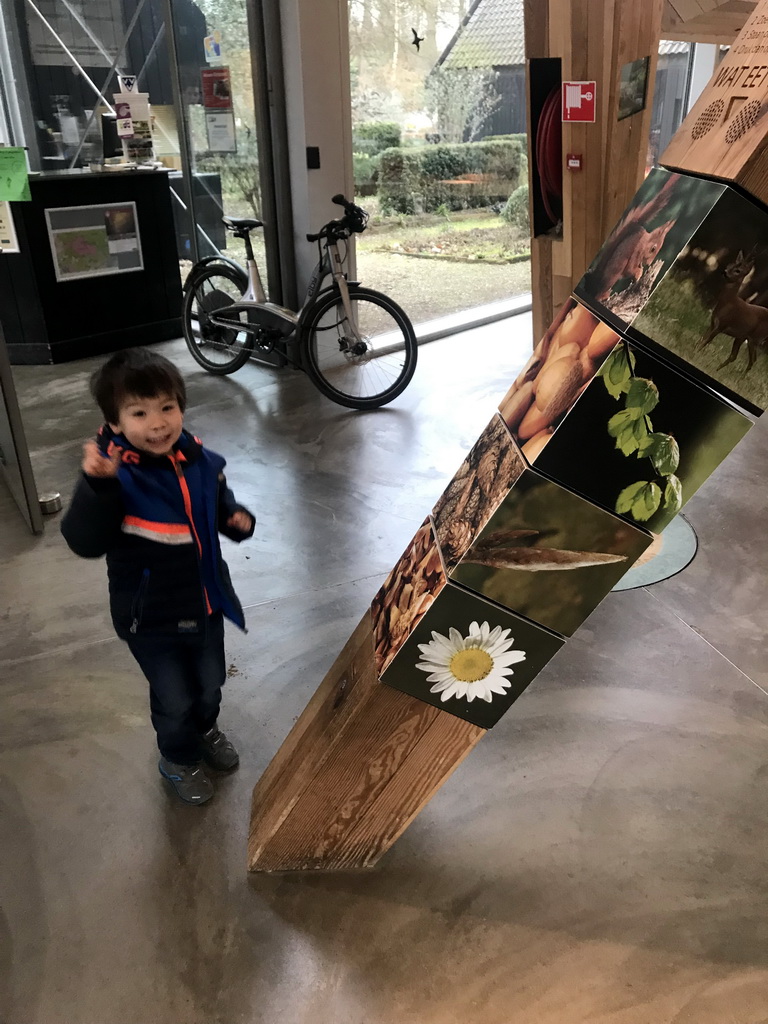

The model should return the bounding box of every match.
[590,174,679,303]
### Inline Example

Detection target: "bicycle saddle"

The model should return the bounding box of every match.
[222,216,263,230]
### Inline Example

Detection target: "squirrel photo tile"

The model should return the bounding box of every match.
[380,582,564,729]
[498,297,624,461]
[528,342,752,535]
[450,469,652,638]
[575,166,726,327]
[431,413,525,571]
[631,186,768,414]
[371,517,447,677]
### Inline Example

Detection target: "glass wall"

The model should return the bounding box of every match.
[2,0,270,283]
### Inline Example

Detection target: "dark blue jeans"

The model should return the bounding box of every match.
[126,613,226,765]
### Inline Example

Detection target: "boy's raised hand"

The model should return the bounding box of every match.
[227,510,254,533]
[82,441,121,479]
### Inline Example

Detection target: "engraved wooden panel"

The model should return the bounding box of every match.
[662,0,768,202]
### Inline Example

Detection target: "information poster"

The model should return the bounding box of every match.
[205,111,237,153]
[0,202,19,253]
[0,149,31,202]
[45,202,143,282]
[201,67,232,109]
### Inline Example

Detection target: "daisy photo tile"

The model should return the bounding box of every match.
[432,413,525,571]
[450,469,652,637]
[380,583,564,729]
[371,517,447,676]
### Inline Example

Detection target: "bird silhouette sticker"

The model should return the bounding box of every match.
[411,28,425,52]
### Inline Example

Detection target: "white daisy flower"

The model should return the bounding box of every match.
[415,620,526,704]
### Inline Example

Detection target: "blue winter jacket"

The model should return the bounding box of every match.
[61,426,254,639]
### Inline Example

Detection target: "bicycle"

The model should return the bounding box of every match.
[181,195,418,410]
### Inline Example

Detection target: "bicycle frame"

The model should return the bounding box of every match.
[205,233,365,349]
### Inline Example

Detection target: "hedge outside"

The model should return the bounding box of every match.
[378,139,524,214]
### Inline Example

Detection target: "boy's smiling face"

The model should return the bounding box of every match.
[110,392,184,456]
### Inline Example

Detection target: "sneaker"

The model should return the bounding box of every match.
[158,758,214,804]
[201,727,240,771]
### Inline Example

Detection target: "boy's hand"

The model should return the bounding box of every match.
[227,510,253,533]
[82,441,121,479]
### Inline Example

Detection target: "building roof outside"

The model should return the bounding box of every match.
[439,0,692,69]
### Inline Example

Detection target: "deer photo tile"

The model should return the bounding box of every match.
[523,341,752,534]
[498,296,624,462]
[380,582,564,729]
[431,413,525,571]
[450,469,652,638]
[631,185,768,413]
[575,166,726,327]
[371,517,447,677]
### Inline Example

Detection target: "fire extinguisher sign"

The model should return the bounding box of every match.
[562,81,596,122]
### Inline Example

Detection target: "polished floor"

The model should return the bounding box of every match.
[2,318,768,1024]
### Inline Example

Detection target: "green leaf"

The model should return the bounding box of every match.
[663,474,683,516]
[630,482,662,522]
[616,481,648,514]
[607,408,638,438]
[601,346,632,400]
[615,417,649,456]
[650,434,680,475]
[627,377,660,415]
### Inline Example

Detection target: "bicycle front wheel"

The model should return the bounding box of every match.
[301,286,417,409]
[182,264,254,375]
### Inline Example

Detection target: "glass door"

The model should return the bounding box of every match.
[165,0,272,290]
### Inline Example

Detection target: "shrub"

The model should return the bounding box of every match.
[353,152,378,188]
[502,184,530,233]
[378,139,523,214]
[353,121,402,157]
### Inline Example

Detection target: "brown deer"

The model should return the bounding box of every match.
[698,249,768,371]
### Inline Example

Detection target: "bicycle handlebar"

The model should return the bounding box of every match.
[306,194,368,244]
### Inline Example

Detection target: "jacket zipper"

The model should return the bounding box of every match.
[130,569,151,634]
[170,456,212,634]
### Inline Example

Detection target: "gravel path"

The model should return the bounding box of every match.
[355,252,531,324]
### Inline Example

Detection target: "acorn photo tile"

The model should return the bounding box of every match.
[380,582,565,729]
[498,296,624,462]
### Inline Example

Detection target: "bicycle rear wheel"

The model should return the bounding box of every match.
[182,264,254,375]
[301,286,417,409]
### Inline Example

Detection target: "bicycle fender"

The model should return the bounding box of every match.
[183,255,248,293]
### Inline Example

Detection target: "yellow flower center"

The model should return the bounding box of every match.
[449,647,493,683]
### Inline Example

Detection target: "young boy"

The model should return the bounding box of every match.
[61,348,255,805]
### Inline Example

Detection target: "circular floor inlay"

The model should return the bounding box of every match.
[612,515,698,592]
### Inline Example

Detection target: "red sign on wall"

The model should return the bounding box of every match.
[562,81,596,123]
[201,67,232,110]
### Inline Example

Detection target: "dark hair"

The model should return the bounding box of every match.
[90,348,187,424]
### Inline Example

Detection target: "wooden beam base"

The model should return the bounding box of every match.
[248,612,484,872]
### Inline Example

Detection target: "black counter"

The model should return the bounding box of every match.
[1,168,182,364]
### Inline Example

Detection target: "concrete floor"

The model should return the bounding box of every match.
[2,318,768,1024]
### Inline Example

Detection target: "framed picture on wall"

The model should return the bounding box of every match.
[618,56,650,121]
[45,202,143,282]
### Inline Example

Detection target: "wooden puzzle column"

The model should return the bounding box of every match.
[249,1,768,873]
